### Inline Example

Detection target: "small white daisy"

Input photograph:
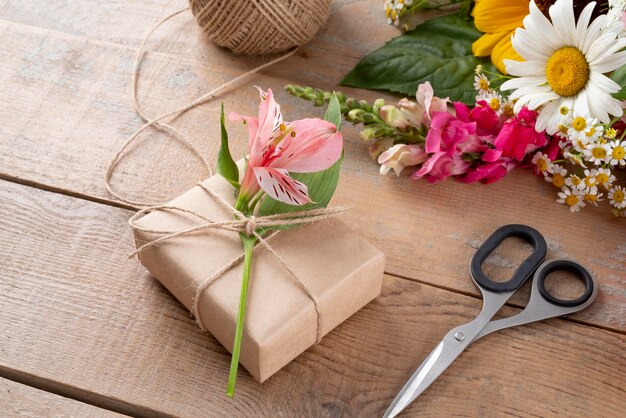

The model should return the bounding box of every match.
[608,139,626,165]
[565,173,584,189]
[474,73,491,95]
[567,114,597,142]
[581,169,599,193]
[532,152,552,173]
[477,91,503,115]
[501,0,626,134]
[583,142,611,165]
[545,164,567,188]
[608,185,626,208]
[583,188,603,206]
[563,148,586,167]
[595,167,616,187]
[557,186,586,212]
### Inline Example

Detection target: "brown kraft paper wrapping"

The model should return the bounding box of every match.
[132,172,385,382]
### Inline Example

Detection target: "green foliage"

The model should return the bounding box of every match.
[217,103,240,189]
[611,66,626,100]
[341,13,502,104]
[257,94,343,218]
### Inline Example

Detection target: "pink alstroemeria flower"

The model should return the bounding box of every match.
[230,88,343,205]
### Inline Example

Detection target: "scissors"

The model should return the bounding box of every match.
[384,224,597,418]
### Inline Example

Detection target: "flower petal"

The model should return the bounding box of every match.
[252,88,283,158]
[253,167,311,205]
[270,118,343,172]
[229,112,259,152]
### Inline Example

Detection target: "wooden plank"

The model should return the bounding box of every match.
[0,376,123,417]
[1,180,625,417]
[0,2,624,334]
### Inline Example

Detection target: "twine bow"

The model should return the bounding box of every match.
[130,182,349,343]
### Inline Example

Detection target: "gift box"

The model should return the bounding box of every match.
[132,170,385,382]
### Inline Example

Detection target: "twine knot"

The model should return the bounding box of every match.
[245,216,258,236]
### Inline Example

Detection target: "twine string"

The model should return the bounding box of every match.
[104,7,298,207]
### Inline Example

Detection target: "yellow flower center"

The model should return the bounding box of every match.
[612,145,625,160]
[592,147,607,159]
[552,174,565,188]
[596,173,609,184]
[585,194,598,203]
[614,189,625,203]
[537,159,548,171]
[503,103,515,117]
[572,116,587,132]
[559,106,569,115]
[565,194,579,206]
[489,97,500,111]
[545,47,589,97]
[479,79,489,90]
[570,176,581,186]
[559,125,568,135]
[584,176,596,187]
[605,128,617,139]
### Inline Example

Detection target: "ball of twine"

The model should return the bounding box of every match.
[189,0,332,55]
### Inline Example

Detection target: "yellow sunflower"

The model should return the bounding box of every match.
[472,0,530,74]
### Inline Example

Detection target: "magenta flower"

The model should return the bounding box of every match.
[493,107,547,161]
[230,89,343,205]
[411,111,477,182]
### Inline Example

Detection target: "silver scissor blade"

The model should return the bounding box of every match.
[383,331,469,418]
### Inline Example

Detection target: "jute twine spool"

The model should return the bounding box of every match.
[189,0,332,55]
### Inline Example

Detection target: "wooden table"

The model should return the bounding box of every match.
[1,1,625,416]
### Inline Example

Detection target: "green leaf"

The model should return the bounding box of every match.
[217,103,240,189]
[611,66,626,100]
[341,13,502,104]
[324,93,342,130]
[257,95,343,219]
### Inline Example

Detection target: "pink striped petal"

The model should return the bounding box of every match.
[253,88,283,158]
[254,167,311,205]
[270,118,343,172]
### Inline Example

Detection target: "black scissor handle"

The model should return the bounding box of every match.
[470,224,547,293]
[535,259,595,307]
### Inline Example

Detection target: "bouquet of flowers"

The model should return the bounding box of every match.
[290,0,626,216]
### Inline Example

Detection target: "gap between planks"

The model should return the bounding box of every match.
[0,365,168,418]
[2,174,624,338]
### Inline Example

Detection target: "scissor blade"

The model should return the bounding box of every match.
[383,332,468,418]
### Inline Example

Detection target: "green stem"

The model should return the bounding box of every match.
[226,234,256,397]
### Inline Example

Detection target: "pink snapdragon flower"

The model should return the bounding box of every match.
[378,143,428,176]
[411,111,477,182]
[230,88,343,205]
[492,107,547,161]
[380,82,450,129]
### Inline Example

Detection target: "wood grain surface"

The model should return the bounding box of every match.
[0,0,625,416]
[1,180,625,417]
[0,376,124,417]
[0,1,624,333]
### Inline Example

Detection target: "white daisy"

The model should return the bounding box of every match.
[545,164,567,188]
[608,139,626,165]
[595,167,617,187]
[581,168,599,193]
[608,185,626,208]
[583,142,611,165]
[477,91,503,115]
[583,188,603,206]
[474,73,490,95]
[567,113,597,141]
[500,0,626,134]
[557,186,586,212]
[532,152,552,173]
[565,173,584,188]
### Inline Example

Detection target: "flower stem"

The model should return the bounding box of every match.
[226,234,256,398]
